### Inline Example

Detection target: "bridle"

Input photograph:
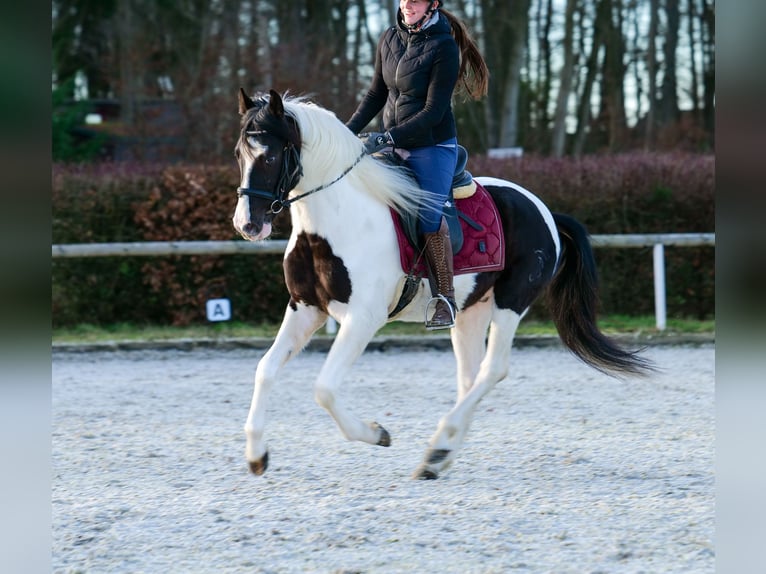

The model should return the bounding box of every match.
[236,129,303,214]
[237,128,365,214]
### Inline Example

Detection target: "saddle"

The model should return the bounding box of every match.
[382,145,505,278]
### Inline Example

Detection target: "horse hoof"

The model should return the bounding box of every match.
[374,423,391,447]
[413,466,439,480]
[248,451,269,475]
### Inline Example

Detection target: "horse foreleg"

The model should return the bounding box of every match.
[245,303,327,475]
[313,317,391,447]
[414,308,521,479]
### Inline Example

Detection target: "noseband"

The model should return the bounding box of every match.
[237,128,365,214]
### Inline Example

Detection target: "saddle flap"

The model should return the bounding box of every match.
[392,181,505,277]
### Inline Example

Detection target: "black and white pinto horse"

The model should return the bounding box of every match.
[233,89,651,479]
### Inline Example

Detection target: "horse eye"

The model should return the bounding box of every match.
[265,156,276,165]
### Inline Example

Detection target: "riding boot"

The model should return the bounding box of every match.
[423,217,457,330]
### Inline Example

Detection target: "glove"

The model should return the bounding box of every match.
[361,131,394,154]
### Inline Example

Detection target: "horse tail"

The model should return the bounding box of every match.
[547,213,653,377]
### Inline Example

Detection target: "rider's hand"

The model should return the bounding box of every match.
[360,132,394,154]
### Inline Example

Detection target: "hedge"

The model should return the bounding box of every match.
[52,152,714,327]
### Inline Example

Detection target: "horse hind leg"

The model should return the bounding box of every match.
[451,295,494,402]
[414,307,521,479]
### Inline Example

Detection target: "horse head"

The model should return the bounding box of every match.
[233,89,302,241]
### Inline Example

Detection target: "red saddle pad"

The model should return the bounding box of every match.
[392,181,505,276]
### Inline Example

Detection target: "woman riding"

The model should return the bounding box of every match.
[346,0,489,329]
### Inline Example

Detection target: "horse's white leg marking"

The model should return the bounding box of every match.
[245,303,327,470]
[313,315,388,445]
[416,307,522,478]
[451,294,494,402]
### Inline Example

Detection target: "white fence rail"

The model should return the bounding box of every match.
[51,240,290,258]
[52,233,714,331]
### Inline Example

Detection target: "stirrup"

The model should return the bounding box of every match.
[424,294,456,330]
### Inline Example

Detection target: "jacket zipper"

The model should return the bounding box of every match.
[393,34,412,126]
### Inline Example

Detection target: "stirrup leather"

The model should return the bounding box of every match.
[424,294,456,330]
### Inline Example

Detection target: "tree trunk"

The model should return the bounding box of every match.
[687,0,700,117]
[644,0,659,149]
[601,0,627,150]
[118,0,136,127]
[255,1,274,89]
[573,0,608,155]
[535,0,553,150]
[629,5,643,123]
[659,0,680,124]
[551,0,578,157]
[481,0,530,148]
[700,0,715,139]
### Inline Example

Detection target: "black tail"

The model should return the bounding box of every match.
[548,213,653,377]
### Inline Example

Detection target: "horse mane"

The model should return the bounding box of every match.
[279,95,438,217]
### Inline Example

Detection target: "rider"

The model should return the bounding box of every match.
[346,0,488,329]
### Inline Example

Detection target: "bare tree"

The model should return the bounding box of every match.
[658,0,680,125]
[52,0,715,161]
[551,0,578,157]
[117,0,137,127]
[573,0,608,155]
[700,0,714,138]
[644,0,659,149]
[686,0,700,118]
[627,0,644,125]
[52,0,119,98]
[481,0,531,148]
[599,0,628,150]
[533,0,553,150]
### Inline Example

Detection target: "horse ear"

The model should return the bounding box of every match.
[238,88,255,115]
[268,89,285,119]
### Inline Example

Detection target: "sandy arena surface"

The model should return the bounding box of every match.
[52,343,714,573]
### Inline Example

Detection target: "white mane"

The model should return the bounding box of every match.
[281,97,439,216]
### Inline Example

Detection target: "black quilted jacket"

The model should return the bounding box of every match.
[346,11,459,149]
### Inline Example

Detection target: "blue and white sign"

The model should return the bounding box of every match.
[206,298,231,322]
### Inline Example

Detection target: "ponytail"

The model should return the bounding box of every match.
[441,9,489,100]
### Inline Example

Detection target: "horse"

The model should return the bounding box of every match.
[232,89,652,480]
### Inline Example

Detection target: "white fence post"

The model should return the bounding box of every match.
[653,243,667,331]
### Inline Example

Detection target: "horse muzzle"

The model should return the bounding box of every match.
[235,220,273,242]
[233,193,275,241]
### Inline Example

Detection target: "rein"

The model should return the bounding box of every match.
[238,128,365,214]
[280,150,366,210]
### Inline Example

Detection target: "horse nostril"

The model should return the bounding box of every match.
[243,222,254,234]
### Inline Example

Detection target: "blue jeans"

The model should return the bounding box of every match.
[403,137,458,234]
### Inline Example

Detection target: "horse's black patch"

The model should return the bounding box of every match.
[461,271,500,310]
[284,232,352,312]
[462,185,558,315]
